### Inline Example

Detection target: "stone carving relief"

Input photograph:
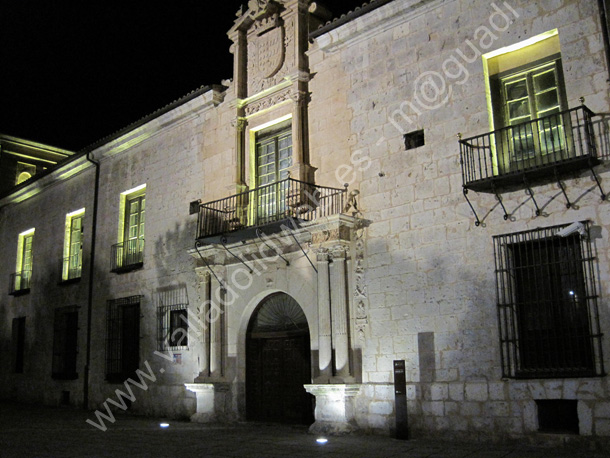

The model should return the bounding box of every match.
[247,0,274,18]
[353,222,369,342]
[244,88,292,116]
[247,13,295,96]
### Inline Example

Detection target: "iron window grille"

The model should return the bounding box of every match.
[493,222,604,379]
[52,306,79,380]
[158,304,189,351]
[106,296,142,383]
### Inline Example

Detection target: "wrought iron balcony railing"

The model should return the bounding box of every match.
[61,256,82,282]
[110,239,144,273]
[9,270,31,295]
[459,105,599,192]
[196,178,346,241]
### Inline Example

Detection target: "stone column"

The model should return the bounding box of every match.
[330,247,350,378]
[289,90,315,183]
[316,249,332,380]
[210,278,224,378]
[234,117,247,192]
[200,271,211,377]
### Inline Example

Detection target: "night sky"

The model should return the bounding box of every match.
[1,1,367,152]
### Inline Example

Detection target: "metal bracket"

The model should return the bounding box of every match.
[256,228,289,266]
[462,187,481,226]
[523,176,541,216]
[490,181,509,221]
[220,237,253,273]
[288,231,317,273]
[588,160,607,201]
[194,241,225,290]
[554,168,572,209]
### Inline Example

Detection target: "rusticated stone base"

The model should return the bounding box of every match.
[304,384,362,435]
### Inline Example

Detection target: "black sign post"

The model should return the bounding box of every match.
[393,360,409,440]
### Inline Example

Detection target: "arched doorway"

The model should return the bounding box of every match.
[246,293,314,424]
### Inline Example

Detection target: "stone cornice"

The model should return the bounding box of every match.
[0,87,225,208]
[0,154,92,207]
[188,213,363,267]
[312,0,445,53]
[93,88,224,161]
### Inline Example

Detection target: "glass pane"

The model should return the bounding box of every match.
[126,196,145,241]
[508,100,530,122]
[536,89,559,113]
[538,122,565,154]
[511,123,535,160]
[533,68,557,92]
[23,235,34,272]
[505,79,528,100]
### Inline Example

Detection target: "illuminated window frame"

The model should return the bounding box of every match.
[62,209,85,282]
[482,30,566,175]
[11,228,35,294]
[248,117,293,225]
[112,184,146,272]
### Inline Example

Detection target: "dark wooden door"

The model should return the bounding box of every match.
[246,334,313,424]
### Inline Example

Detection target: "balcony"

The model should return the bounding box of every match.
[110,239,144,273]
[9,270,31,295]
[459,105,599,193]
[60,257,82,283]
[196,178,347,243]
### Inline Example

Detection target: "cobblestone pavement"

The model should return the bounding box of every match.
[1,401,609,458]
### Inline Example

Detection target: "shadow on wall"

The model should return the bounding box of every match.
[413,256,500,384]
[153,219,198,280]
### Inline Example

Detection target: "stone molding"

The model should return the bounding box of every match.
[313,0,445,53]
[189,213,362,267]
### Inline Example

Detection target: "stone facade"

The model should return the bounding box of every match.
[1,0,610,446]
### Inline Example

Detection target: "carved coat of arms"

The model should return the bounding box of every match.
[256,25,285,79]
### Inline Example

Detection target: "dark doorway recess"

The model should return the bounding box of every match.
[246,293,314,425]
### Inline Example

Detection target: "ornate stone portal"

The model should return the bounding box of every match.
[186,0,368,432]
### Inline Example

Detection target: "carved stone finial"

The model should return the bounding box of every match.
[248,0,278,19]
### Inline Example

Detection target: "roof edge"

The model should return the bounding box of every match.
[77,84,223,154]
[309,0,395,39]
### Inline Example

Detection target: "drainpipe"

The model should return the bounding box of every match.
[599,0,610,81]
[83,150,100,410]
